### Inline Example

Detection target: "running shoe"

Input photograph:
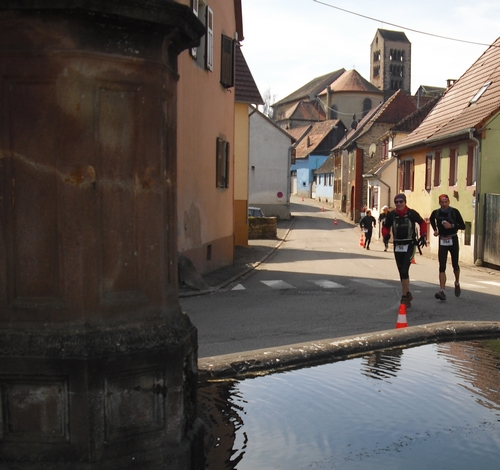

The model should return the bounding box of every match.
[435,290,446,301]
[400,293,412,308]
[454,283,461,297]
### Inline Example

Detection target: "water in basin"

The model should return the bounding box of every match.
[198,339,500,469]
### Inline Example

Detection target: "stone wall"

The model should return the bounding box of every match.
[249,217,277,239]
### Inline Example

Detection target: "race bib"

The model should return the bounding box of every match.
[440,238,453,246]
[363,229,368,233]
[395,244,409,252]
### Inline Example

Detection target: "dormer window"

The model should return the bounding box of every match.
[470,81,491,105]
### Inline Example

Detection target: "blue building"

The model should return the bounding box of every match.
[291,119,346,198]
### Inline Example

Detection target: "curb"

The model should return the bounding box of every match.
[198,321,500,381]
[179,218,295,298]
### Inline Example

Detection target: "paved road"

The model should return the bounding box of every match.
[181,198,500,358]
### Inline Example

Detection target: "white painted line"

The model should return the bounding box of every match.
[478,281,500,287]
[231,284,246,291]
[310,280,345,289]
[261,280,296,289]
[352,279,392,288]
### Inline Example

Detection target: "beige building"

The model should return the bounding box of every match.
[177,0,242,274]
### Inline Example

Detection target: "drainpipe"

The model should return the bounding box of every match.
[469,128,482,265]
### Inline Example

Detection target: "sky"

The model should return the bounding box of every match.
[240,0,500,103]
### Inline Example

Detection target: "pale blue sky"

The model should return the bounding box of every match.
[240,0,500,101]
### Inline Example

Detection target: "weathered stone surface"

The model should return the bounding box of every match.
[199,321,500,381]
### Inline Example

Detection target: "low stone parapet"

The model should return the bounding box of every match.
[249,217,277,239]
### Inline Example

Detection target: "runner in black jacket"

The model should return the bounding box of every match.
[384,194,427,307]
[429,194,466,300]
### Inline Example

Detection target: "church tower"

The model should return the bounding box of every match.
[370,29,411,99]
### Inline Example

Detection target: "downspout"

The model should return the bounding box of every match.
[469,128,482,265]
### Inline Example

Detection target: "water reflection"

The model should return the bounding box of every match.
[198,340,500,469]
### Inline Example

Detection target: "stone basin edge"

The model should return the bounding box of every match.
[198,321,500,382]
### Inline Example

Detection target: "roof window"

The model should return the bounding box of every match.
[470,81,491,105]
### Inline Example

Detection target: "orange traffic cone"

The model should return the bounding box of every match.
[359,232,365,247]
[396,304,408,329]
[302,196,304,202]
[334,218,338,225]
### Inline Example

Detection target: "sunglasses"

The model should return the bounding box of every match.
[394,200,405,204]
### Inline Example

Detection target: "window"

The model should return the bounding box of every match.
[425,154,432,191]
[399,158,414,191]
[330,105,338,120]
[362,98,372,117]
[191,0,199,58]
[190,1,213,72]
[216,137,229,188]
[433,150,441,186]
[381,139,389,160]
[220,34,234,88]
[449,148,458,186]
[470,81,491,105]
[466,145,476,186]
[205,6,213,71]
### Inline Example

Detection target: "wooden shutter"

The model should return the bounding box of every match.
[425,155,432,191]
[409,159,414,191]
[399,160,404,192]
[220,35,234,88]
[205,6,213,71]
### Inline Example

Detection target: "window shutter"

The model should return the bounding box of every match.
[220,35,234,88]
[216,137,229,188]
[399,160,404,192]
[410,159,414,191]
[425,155,432,191]
[191,0,199,58]
[205,6,214,71]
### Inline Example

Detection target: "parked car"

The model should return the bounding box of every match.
[248,206,264,217]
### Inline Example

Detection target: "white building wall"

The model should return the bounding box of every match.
[249,110,292,219]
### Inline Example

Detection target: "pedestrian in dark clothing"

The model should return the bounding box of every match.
[430,194,466,301]
[383,194,427,307]
[360,210,376,250]
[379,205,391,251]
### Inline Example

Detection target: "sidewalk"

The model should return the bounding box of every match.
[178,218,294,298]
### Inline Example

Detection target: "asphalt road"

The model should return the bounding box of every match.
[181,198,500,358]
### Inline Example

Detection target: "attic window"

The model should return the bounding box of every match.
[470,81,491,105]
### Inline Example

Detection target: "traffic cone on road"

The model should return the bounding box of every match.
[396,304,408,329]
[302,196,304,202]
[359,232,365,247]
[334,217,338,225]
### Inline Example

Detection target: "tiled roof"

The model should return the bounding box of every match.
[377,29,410,43]
[335,89,416,149]
[273,69,345,106]
[235,45,264,105]
[294,119,340,158]
[391,94,441,133]
[394,36,500,151]
[315,154,335,174]
[287,125,311,142]
[279,100,325,122]
[325,69,382,94]
[362,157,393,177]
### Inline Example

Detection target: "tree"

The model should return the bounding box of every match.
[261,88,278,119]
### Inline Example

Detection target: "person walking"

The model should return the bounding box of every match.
[383,194,427,307]
[429,194,466,300]
[360,210,376,250]
[378,205,391,251]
